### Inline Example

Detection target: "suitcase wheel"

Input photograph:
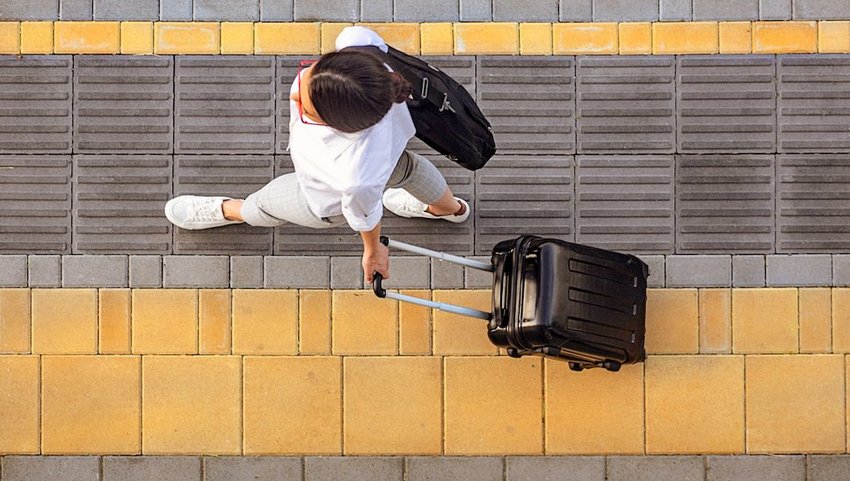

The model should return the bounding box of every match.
[568,362,584,372]
[506,348,523,359]
[603,360,621,372]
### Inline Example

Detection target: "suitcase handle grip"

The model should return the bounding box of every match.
[372,273,491,320]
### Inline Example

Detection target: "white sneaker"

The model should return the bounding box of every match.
[164,195,243,230]
[382,188,470,223]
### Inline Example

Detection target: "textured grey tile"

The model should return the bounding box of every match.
[638,255,665,287]
[3,456,100,481]
[432,258,464,288]
[265,256,330,288]
[478,56,575,154]
[379,256,430,289]
[231,256,264,288]
[0,0,59,20]
[767,254,832,286]
[666,255,732,287]
[173,155,274,255]
[676,155,775,254]
[161,0,193,20]
[575,155,675,254]
[73,56,173,154]
[29,255,61,287]
[694,0,758,19]
[835,255,850,286]
[60,0,93,20]
[760,0,792,19]
[475,155,573,255]
[607,456,704,481]
[407,457,503,481]
[0,156,71,254]
[175,56,275,155]
[195,0,259,20]
[0,56,72,153]
[777,155,850,253]
[733,255,766,287]
[63,255,128,287]
[506,456,605,481]
[576,56,676,154]
[331,257,363,289]
[560,0,592,20]
[304,457,403,481]
[276,58,305,154]
[103,457,201,481]
[465,256,494,288]
[460,0,492,20]
[95,0,158,19]
[129,255,162,287]
[493,0,557,21]
[394,0,458,21]
[707,455,805,481]
[660,0,692,20]
[204,456,303,481]
[361,0,393,20]
[0,255,27,287]
[593,0,659,21]
[73,155,172,255]
[677,56,775,153]
[778,56,850,153]
[808,456,850,481]
[794,0,850,19]
[261,0,293,20]
[294,0,359,20]
[163,255,229,288]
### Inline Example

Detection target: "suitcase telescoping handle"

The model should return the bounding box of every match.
[372,236,493,321]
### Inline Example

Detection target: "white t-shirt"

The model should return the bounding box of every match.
[288,26,416,232]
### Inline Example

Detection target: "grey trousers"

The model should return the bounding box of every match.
[240,150,448,229]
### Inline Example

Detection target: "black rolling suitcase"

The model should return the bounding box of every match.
[373,235,649,372]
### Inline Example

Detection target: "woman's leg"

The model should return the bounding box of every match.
[384,150,468,220]
[240,172,343,229]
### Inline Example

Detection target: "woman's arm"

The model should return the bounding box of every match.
[360,222,389,283]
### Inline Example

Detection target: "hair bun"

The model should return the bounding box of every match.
[390,72,413,103]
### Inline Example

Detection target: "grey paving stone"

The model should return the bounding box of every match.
[407,457,503,481]
[575,155,675,255]
[2,456,100,481]
[660,0,692,20]
[276,59,304,154]
[794,0,850,19]
[261,0,294,20]
[0,0,59,20]
[94,0,158,20]
[707,455,805,481]
[460,0,492,21]
[231,255,264,288]
[493,0,558,21]
[576,56,676,154]
[0,256,27,287]
[103,456,201,481]
[594,0,659,21]
[760,0,792,19]
[394,0,458,21]
[677,56,776,154]
[0,57,72,154]
[733,255,766,287]
[694,0,758,19]
[560,0,592,21]
[432,258,464,288]
[163,255,229,288]
[29,255,61,287]
[62,255,128,288]
[129,255,162,288]
[666,255,732,287]
[835,255,850,286]
[161,0,193,20]
[380,257,430,289]
[305,457,403,481]
[607,456,705,481]
[265,256,330,288]
[361,0,393,21]
[195,0,259,20]
[60,0,93,20]
[331,257,363,289]
[204,456,303,481]
[766,255,832,287]
[808,456,850,481]
[294,0,359,21]
[506,456,605,481]
[638,255,665,287]
[466,256,494,288]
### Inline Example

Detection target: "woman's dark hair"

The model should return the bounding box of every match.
[309,50,412,133]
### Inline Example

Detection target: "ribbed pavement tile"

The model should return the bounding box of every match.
[275,57,303,154]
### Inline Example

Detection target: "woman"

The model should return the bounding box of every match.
[164,26,469,283]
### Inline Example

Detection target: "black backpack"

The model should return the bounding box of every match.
[344,45,496,171]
